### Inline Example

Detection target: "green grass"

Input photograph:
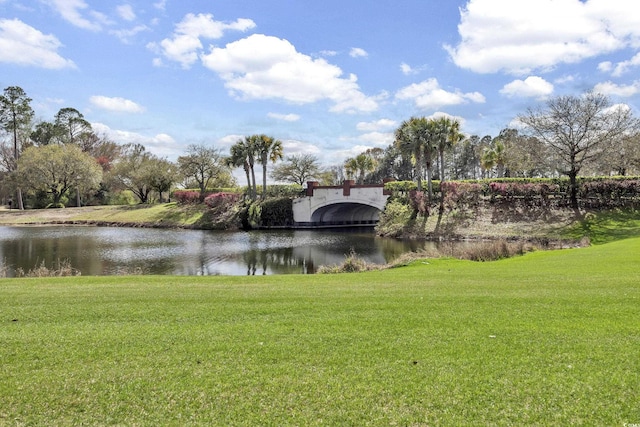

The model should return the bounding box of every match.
[1,238,639,425]
[560,208,640,244]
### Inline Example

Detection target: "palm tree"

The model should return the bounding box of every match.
[255,134,283,198]
[480,139,506,178]
[344,153,376,184]
[228,141,252,194]
[432,117,463,182]
[394,117,437,200]
[229,137,258,199]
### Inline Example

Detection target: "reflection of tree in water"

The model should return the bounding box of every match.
[243,247,306,275]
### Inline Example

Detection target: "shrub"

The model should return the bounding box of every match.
[440,181,483,210]
[317,249,380,274]
[204,192,241,209]
[173,190,200,204]
[259,197,294,227]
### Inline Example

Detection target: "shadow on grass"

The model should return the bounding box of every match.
[564,208,640,244]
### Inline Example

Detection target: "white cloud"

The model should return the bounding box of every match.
[608,52,640,77]
[153,0,167,11]
[349,47,368,58]
[46,0,106,31]
[319,50,338,57]
[446,0,639,74]
[400,62,416,75]
[357,131,394,147]
[201,34,379,113]
[593,81,640,97]
[92,122,178,157]
[267,112,300,122]
[356,119,397,132]
[110,25,149,43]
[281,139,322,156]
[116,4,136,21]
[395,78,485,109]
[500,76,554,99]
[0,19,75,69]
[155,13,256,69]
[90,95,145,113]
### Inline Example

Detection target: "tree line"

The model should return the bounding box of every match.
[1,85,639,210]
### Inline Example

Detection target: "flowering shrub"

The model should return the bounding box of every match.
[204,192,241,209]
[488,182,560,206]
[440,181,483,210]
[172,190,200,204]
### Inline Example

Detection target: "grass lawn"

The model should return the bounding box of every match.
[1,237,639,425]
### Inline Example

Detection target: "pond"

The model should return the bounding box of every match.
[0,226,436,276]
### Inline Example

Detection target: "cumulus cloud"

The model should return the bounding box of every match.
[201,34,379,113]
[90,95,145,113]
[395,78,485,109]
[356,119,397,132]
[446,0,640,74]
[0,19,75,69]
[153,13,256,69]
[349,47,368,58]
[267,112,301,122]
[593,80,640,97]
[500,76,554,99]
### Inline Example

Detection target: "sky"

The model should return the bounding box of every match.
[1,0,639,178]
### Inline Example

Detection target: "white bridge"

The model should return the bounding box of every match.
[292,180,391,227]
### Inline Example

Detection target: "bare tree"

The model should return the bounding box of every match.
[518,92,638,208]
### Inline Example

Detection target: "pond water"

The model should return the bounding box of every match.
[0,226,436,276]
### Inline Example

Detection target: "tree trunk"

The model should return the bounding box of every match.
[569,169,579,209]
[262,157,268,198]
[16,188,24,210]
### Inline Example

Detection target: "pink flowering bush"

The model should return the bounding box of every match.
[204,192,241,209]
[173,190,200,204]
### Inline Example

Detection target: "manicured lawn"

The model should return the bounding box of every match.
[1,238,639,425]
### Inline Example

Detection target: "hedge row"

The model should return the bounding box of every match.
[386,177,640,209]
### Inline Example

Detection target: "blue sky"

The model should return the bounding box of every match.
[1,0,639,174]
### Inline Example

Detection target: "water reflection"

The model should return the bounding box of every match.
[1,226,433,277]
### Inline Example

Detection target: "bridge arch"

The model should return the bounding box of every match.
[292,180,391,227]
[310,202,382,225]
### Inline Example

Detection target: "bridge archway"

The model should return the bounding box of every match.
[310,202,382,225]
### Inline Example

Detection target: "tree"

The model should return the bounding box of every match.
[271,153,320,185]
[255,134,283,197]
[230,136,259,199]
[519,92,638,208]
[480,139,507,178]
[16,144,102,207]
[344,153,376,184]
[0,86,34,210]
[109,143,156,203]
[432,116,463,181]
[148,157,179,203]
[394,117,437,199]
[178,144,231,201]
[54,107,92,144]
[228,142,253,192]
[30,121,61,146]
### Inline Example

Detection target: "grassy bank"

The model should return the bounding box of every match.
[2,238,639,425]
[0,203,208,228]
